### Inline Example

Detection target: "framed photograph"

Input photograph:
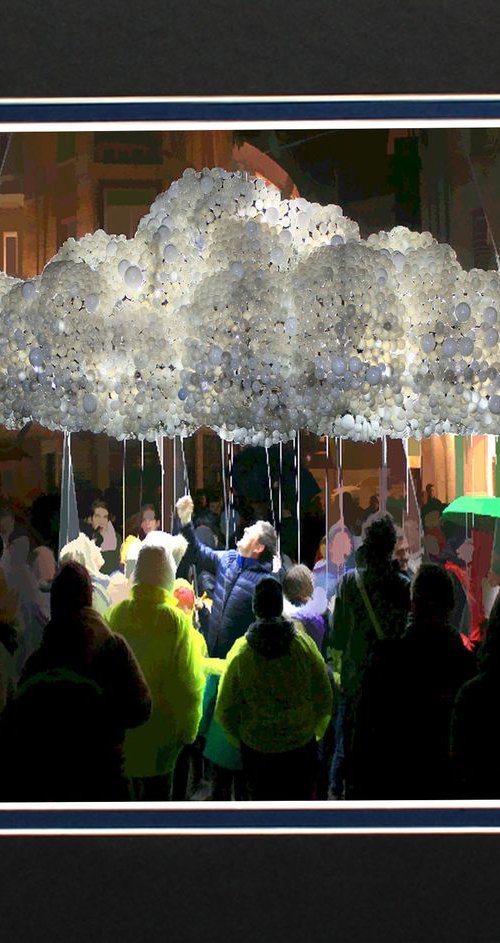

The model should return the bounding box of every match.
[2,93,500,940]
[0,95,500,832]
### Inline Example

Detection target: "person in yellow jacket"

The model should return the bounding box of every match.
[107,544,205,800]
[215,578,334,800]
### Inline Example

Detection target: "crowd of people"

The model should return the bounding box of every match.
[0,479,498,802]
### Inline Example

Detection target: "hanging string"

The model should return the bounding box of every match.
[470,433,475,536]
[265,445,276,529]
[496,434,499,497]
[221,438,229,549]
[229,442,236,547]
[381,435,388,514]
[168,435,178,532]
[404,437,410,520]
[173,435,177,508]
[122,438,127,538]
[138,438,145,518]
[66,430,71,534]
[296,430,301,564]
[155,435,165,531]
[336,436,344,526]
[325,435,330,596]
[180,436,189,495]
[277,440,283,557]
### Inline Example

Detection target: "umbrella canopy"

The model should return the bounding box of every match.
[443,496,500,518]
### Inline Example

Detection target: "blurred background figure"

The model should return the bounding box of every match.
[313,525,356,603]
[60,533,111,616]
[86,499,122,575]
[31,546,57,621]
[138,504,161,541]
[394,531,418,582]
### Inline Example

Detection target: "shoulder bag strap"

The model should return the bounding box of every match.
[354,569,385,641]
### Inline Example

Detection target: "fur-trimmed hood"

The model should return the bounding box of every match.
[142,530,188,568]
[283,586,328,650]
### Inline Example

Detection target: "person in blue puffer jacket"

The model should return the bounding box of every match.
[176,495,279,660]
[176,494,279,798]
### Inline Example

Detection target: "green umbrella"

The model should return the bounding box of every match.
[443,495,500,518]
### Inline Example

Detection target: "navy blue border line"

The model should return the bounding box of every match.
[1,806,500,831]
[1,100,500,123]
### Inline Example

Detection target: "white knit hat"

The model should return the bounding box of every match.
[134,544,175,591]
[142,530,188,568]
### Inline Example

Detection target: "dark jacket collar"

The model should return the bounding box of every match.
[246,616,297,659]
[236,554,273,573]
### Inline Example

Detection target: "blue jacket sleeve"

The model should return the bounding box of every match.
[180,523,227,576]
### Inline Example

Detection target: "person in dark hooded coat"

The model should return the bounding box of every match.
[451,593,500,798]
[215,578,333,800]
[352,564,475,799]
[0,561,151,800]
[324,515,411,798]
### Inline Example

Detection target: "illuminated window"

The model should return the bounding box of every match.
[3,232,18,275]
[94,133,162,165]
[103,187,158,238]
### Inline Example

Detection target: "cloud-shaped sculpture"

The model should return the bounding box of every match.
[1,167,500,444]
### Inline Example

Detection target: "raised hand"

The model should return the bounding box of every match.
[176,495,194,525]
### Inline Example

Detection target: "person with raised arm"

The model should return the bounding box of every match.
[176,494,279,799]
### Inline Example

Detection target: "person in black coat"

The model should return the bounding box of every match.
[451,593,500,798]
[0,561,151,801]
[352,564,476,800]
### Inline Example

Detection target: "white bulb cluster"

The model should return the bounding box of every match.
[1,167,500,445]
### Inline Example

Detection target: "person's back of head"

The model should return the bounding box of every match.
[411,563,454,626]
[51,561,93,621]
[135,544,175,592]
[253,578,283,620]
[441,518,465,551]
[282,564,314,606]
[363,515,397,567]
[32,546,57,583]
[60,532,105,577]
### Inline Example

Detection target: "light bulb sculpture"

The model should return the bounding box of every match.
[0,167,499,445]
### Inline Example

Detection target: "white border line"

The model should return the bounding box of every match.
[1,95,500,103]
[2,799,500,810]
[2,119,500,133]
[1,827,500,837]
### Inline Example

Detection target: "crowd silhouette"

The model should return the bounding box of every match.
[0,481,497,802]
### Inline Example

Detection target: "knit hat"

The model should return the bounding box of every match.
[252,577,283,619]
[60,532,104,577]
[51,561,93,619]
[134,544,175,591]
[143,530,188,568]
